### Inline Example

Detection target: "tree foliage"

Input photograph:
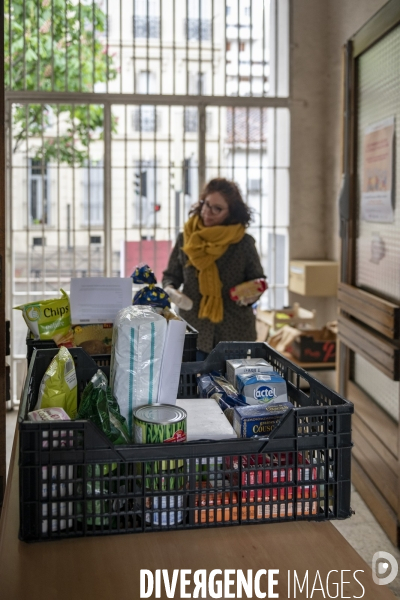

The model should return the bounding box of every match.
[5,0,117,165]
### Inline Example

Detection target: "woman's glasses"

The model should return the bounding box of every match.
[200,199,227,216]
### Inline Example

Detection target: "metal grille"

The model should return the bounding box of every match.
[355,25,400,302]
[5,0,289,98]
[5,0,290,403]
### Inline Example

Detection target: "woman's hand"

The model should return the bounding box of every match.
[236,294,261,307]
[164,286,194,311]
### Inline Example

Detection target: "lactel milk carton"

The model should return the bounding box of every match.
[226,358,274,387]
[236,371,287,405]
[233,401,294,438]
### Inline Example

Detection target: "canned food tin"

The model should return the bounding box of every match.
[133,404,187,444]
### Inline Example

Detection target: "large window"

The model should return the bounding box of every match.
[82,161,104,226]
[133,0,161,39]
[6,0,290,402]
[29,160,50,225]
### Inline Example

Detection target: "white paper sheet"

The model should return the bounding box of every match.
[70,277,132,324]
[361,116,395,223]
[176,399,237,440]
[157,318,187,405]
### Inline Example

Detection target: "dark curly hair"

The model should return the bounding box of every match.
[190,178,253,227]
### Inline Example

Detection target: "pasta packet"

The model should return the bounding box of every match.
[14,289,72,343]
[35,346,77,419]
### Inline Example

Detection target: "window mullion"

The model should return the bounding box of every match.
[198,104,206,196]
[103,103,112,277]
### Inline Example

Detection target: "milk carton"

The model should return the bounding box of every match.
[236,371,287,405]
[225,358,274,387]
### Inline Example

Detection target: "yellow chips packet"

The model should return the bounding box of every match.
[34,346,77,419]
[14,289,71,342]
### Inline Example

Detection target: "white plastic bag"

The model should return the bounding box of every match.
[110,306,167,436]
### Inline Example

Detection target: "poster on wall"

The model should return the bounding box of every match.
[361,116,395,222]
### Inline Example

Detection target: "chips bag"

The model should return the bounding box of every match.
[14,289,72,343]
[35,346,78,419]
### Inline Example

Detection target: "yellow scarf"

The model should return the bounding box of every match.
[183,215,245,323]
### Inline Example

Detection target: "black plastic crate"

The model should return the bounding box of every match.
[181,323,198,362]
[26,332,56,363]
[19,342,353,542]
[26,324,198,364]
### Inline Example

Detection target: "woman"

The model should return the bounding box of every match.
[162,178,267,355]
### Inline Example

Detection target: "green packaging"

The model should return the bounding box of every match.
[35,346,77,419]
[14,289,72,342]
[78,370,131,445]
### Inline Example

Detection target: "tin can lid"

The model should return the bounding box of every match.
[133,404,187,424]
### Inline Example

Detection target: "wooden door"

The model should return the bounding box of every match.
[338,0,400,546]
[0,2,6,511]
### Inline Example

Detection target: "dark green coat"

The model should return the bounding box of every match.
[162,232,265,353]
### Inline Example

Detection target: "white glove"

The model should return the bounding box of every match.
[164,286,193,311]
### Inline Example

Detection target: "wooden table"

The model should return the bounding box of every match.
[0,433,395,600]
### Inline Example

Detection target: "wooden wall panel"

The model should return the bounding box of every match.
[338,314,400,380]
[348,380,398,457]
[338,282,400,339]
[352,458,398,547]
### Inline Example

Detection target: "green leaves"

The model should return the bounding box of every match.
[6,0,117,166]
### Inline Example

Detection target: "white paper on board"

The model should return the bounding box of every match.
[70,277,132,324]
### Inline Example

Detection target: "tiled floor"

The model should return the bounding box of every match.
[332,487,400,597]
[5,408,400,596]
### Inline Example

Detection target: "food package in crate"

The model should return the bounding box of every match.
[72,323,113,355]
[15,289,73,345]
[41,464,74,534]
[227,452,318,509]
[194,482,239,524]
[34,346,78,419]
[228,454,294,503]
[233,401,293,438]
[28,407,72,449]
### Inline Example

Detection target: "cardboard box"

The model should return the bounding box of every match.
[291,327,336,363]
[289,261,338,296]
[226,358,273,387]
[72,323,113,355]
[255,303,316,341]
[157,317,187,404]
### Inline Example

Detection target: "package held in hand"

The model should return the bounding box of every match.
[229,279,267,304]
[110,306,167,435]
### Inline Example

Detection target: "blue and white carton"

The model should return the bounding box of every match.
[233,401,294,438]
[236,371,288,405]
[225,358,274,387]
